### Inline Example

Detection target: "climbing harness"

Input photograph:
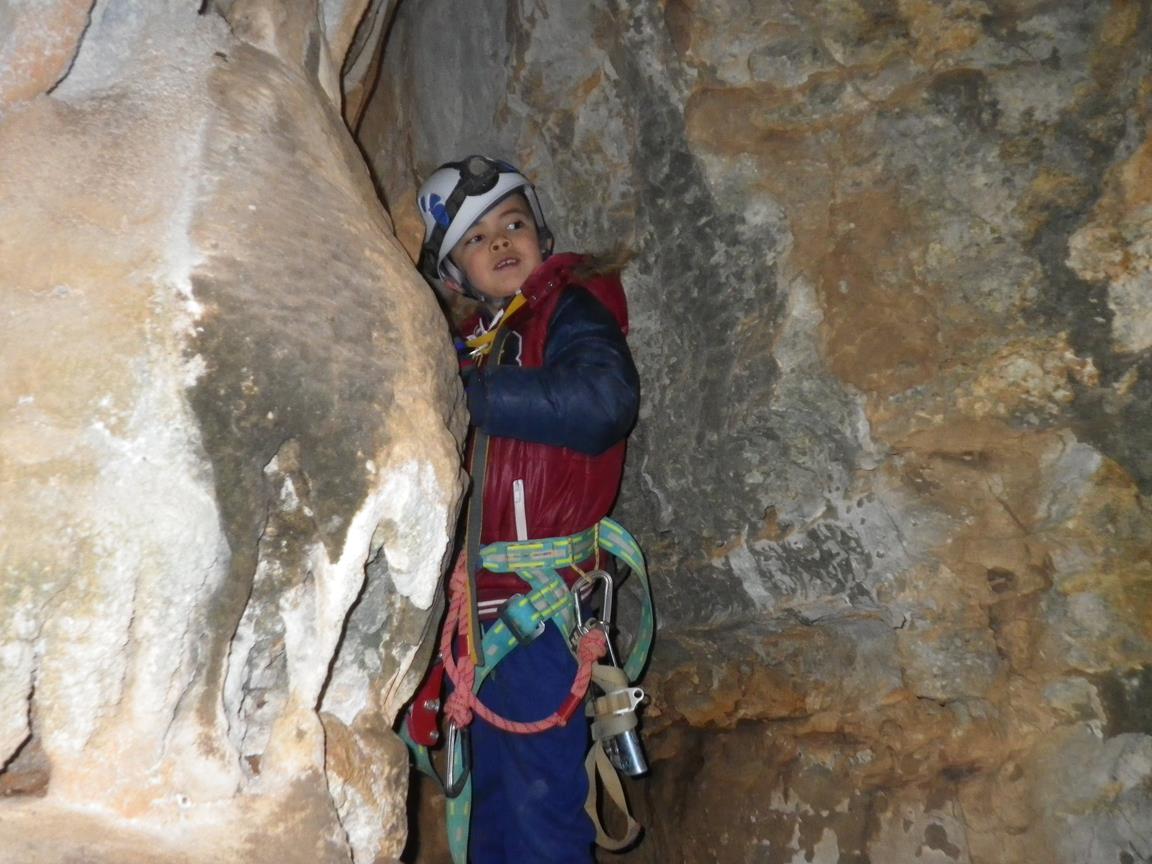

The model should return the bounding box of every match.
[401,518,655,862]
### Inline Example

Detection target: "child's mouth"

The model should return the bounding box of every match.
[495,257,519,271]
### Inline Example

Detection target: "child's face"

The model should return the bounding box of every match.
[449,195,543,300]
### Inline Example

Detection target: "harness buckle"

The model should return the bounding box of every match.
[497,594,546,645]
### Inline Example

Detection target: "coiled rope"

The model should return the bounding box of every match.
[440,555,607,734]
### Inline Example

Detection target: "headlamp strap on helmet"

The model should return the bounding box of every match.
[445,156,501,218]
[418,245,442,282]
[423,156,507,272]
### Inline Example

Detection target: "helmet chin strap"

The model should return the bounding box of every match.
[461,278,483,301]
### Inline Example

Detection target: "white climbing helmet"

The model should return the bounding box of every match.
[417,155,553,295]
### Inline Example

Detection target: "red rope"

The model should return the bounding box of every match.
[440,555,606,734]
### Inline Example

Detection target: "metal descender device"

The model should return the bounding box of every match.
[571,569,648,777]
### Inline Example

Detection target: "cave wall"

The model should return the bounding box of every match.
[362,2,1152,862]
[0,2,462,862]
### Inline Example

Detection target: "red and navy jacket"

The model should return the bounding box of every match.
[461,253,640,619]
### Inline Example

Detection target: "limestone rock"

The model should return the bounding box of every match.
[0,2,462,862]
[0,0,93,109]
[362,2,1152,861]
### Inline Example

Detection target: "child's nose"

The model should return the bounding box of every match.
[491,234,510,250]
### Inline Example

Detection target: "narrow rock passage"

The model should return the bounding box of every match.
[3,2,1152,863]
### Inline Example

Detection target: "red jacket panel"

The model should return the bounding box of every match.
[460,253,638,615]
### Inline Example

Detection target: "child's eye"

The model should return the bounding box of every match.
[465,232,483,245]
[507,219,525,231]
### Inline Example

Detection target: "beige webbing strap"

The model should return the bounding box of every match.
[584,741,643,850]
[589,664,638,738]
[583,662,643,850]
[590,662,631,694]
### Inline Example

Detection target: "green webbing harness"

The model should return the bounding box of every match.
[402,517,655,863]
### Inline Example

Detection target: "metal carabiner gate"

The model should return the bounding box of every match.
[443,722,471,799]
[570,569,619,667]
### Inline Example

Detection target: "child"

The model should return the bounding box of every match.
[416,155,640,863]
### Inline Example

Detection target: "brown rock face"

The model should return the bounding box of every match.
[0,0,94,108]
[0,3,461,862]
[6,1,1150,861]
[362,1,1152,861]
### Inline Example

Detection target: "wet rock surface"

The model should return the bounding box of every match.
[363,1,1152,861]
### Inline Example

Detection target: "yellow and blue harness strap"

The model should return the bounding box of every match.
[445,564,573,864]
[444,518,654,863]
[481,518,655,678]
[595,517,654,681]
[403,567,572,862]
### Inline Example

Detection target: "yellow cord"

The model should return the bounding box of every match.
[465,294,527,357]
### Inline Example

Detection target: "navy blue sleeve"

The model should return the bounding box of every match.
[466,287,640,455]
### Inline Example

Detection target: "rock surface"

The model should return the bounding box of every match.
[0,2,461,862]
[362,1,1152,861]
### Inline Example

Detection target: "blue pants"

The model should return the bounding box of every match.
[469,623,595,863]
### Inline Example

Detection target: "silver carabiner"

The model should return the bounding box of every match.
[570,569,618,667]
[443,722,470,799]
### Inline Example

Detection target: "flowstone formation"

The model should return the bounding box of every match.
[363,2,1152,861]
[0,2,462,862]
